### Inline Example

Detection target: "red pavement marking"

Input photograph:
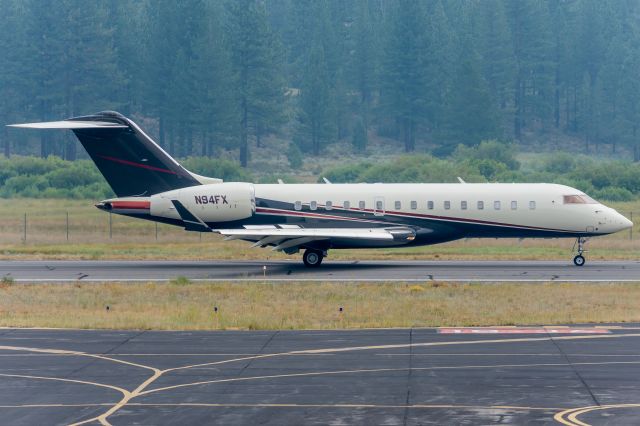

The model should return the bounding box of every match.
[438,328,610,334]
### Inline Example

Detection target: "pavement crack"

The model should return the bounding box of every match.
[103,330,148,357]
[66,330,148,380]
[239,331,279,376]
[548,332,601,407]
[218,331,280,397]
[402,328,414,426]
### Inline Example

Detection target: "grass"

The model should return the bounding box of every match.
[0,198,638,260]
[0,281,639,330]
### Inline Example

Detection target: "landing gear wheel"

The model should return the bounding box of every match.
[303,249,324,267]
[572,237,588,266]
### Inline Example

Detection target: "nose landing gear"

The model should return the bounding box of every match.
[572,237,588,266]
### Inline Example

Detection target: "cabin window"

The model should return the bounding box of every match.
[395,201,401,210]
[529,201,536,210]
[444,201,451,210]
[427,201,434,210]
[359,200,365,210]
[411,201,417,210]
[477,201,484,210]
[511,201,517,210]
[461,201,467,210]
[294,201,302,211]
[494,201,501,210]
[376,200,383,210]
[310,201,317,210]
[344,201,351,210]
[325,201,332,210]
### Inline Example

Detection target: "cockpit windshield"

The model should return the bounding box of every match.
[563,194,598,204]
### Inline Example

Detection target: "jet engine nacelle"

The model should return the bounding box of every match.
[150,182,255,223]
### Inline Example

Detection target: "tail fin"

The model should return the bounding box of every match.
[9,111,206,197]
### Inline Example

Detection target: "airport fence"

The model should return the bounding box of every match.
[0,210,206,245]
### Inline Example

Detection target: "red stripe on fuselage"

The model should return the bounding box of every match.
[111,201,150,210]
[99,155,177,175]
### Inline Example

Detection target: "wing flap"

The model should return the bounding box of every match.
[216,226,416,252]
[216,227,397,240]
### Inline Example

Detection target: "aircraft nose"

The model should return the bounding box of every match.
[615,212,633,231]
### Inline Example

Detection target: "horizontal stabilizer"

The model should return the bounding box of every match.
[7,121,128,129]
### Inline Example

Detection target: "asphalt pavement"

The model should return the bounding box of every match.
[0,326,639,425]
[1,259,639,282]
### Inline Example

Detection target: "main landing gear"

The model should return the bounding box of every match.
[573,237,588,266]
[303,248,325,267]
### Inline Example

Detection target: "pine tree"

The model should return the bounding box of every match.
[506,0,554,140]
[298,45,336,155]
[0,0,30,157]
[225,0,285,167]
[380,0,430,152]
[197,1,237,157]
[473,0,515,133]
[442,56,500,148]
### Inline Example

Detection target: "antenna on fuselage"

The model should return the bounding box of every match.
[457,177,466,184]
[322,177,332,184]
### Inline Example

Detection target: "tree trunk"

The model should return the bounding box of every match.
[634,125,639,162]
[240,98,248,167]
[169,128,175,156]
[40,133,48,158]
[554,84,560,128]
[187,127,193,157]
[514,77,522,140]
[201,131,207,157]
[159,115,165,148]
[312,117,319,156]
[403,119,414,152]
[256,122,262,148]
[3,126,9,158]
[65,135,77,161]
[572,84,578,132]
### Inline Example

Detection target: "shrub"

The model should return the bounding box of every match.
[592,186,635,202]
[286,143,303,169]
[454,140,520,170]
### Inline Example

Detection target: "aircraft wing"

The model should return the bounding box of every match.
[169,201,416,252]
[216,226,416,251]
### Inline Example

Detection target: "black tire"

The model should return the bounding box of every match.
[303,249,323,267]
[573,255,585,266]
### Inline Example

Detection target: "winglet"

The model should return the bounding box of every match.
[171,200,212,232]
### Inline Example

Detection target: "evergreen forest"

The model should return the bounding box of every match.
[2,0,640,167]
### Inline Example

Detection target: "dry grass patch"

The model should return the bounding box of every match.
[0,281,638,330]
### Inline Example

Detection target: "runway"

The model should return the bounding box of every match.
[1,326,639,425]
[2,259,640,282]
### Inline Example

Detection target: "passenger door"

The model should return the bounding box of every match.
[374,196,385,216]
